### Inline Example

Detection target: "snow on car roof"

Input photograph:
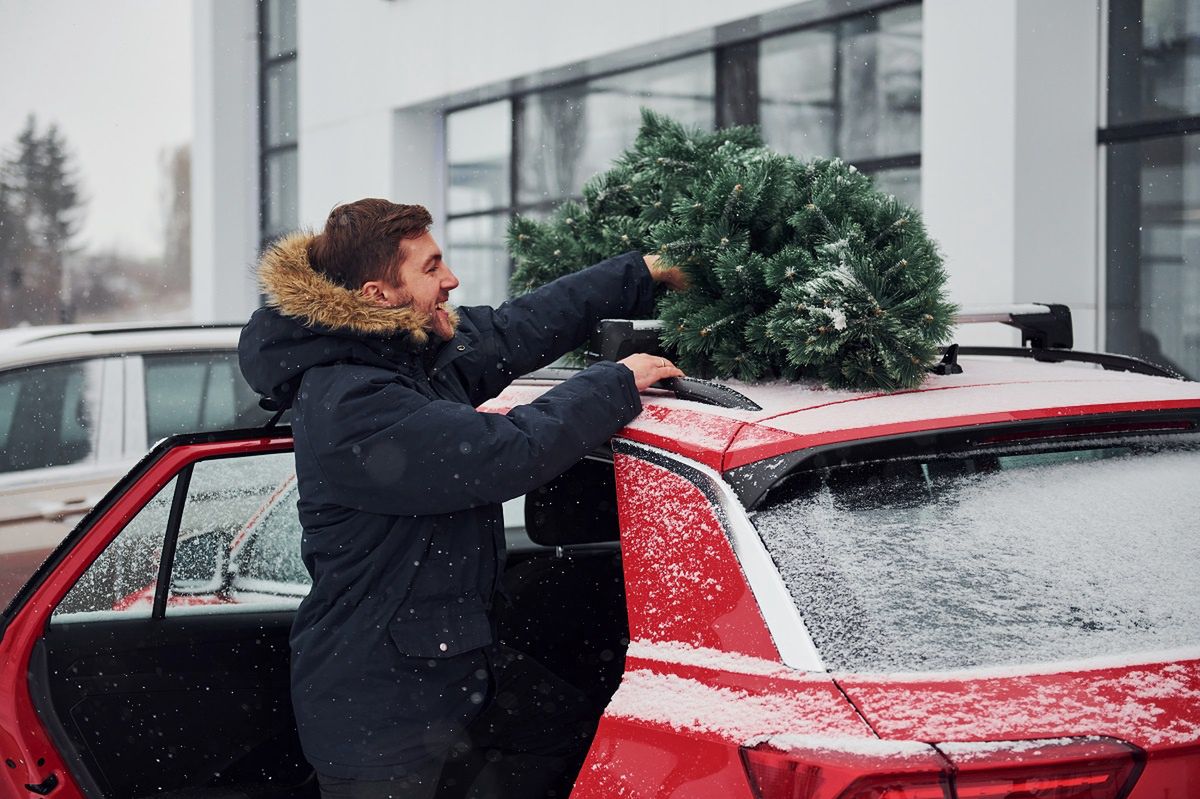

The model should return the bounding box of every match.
[499,355,1200,471]
[721,357,1200,467]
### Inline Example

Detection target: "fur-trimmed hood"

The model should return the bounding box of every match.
[238,231,461,410]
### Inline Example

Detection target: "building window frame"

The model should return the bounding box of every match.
[258,0,299,249]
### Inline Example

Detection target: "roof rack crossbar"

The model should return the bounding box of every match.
[954,303,1073,349]
[585,319,761,411]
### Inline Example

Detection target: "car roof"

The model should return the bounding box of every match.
[493,355,1200,472]
[0,322,244,370]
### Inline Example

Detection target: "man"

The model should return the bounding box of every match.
[238,198,684,798]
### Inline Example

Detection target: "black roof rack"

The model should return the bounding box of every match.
[585,319,666,363]
[951,303,1184,379]
[570,309,1185,410]
[953,346,1183,379]
[955,304,1073,349]
[585,320,762,411]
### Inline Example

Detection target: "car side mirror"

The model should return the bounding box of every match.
[171,545,233,598]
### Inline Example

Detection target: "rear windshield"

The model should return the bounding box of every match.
[751,435,1200,673]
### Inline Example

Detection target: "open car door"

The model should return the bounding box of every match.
[0,428,315,799]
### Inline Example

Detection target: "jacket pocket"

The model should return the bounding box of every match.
[388,606,493,659]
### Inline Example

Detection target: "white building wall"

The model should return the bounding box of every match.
[193,0,1108,343]
[1011,0,1101,351]
[923,0,1100,348]
[191,0,260,323]
[296,0,825,226]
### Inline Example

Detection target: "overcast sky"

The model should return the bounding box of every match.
[0,0,192,258]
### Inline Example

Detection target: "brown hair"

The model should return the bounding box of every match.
[306,199,432,288]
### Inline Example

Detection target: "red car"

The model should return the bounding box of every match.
[1,307,1198,799]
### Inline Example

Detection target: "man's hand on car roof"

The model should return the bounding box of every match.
[619,353,685,391]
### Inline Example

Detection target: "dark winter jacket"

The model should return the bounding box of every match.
[237,233,656,779]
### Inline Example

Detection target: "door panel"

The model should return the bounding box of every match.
[38,612,307,798]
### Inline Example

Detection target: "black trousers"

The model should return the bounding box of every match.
[317,646,595,799]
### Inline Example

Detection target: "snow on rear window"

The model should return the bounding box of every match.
[751,438,1200,672]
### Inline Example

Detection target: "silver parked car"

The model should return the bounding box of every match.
[0,323,273,607]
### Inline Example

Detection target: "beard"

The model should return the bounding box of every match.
[389,285,458,342]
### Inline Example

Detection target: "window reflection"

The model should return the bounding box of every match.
[0,361,100,474]
[447,100,512,215]
[446,214,511,307]
[517,54,715,205]
[760,28,836,160]
[259,0,298,247]
[1106,133,1200,379]
[1109,0,1200,124]
[868,166,921,210]
[443,3,925,305]
[760,5,921,164]
[265,61,298,148]
[144,352,272,443]
[265,149,298,240]
[264,0,296,59]
[839,6,922,161]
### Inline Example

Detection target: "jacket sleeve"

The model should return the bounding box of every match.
[465,251,657,404]
[298,361,642,517]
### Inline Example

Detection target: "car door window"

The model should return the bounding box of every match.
[230,480,309,588]
[53,476,178,621]
[0,378,19,450]
[143,352,270,442]
[51,451,302,622]
[165,454,306,614]
[0,361,102,474]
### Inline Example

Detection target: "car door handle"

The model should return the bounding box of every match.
[25,772,59,795]
[34,498,91,522]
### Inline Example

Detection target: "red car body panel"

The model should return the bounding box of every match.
[614,454,777,660]
[839,660,1200,798]
[839,659,1200,749]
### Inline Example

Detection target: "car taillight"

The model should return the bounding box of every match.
[741,738,1143,799]
[741,743,951,799]
[942,737,1144,799]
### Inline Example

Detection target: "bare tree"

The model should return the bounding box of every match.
[159,143,190,296]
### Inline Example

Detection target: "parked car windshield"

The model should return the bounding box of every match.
[751,434,1200,673]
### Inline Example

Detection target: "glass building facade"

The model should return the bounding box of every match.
[444,1,922,307]
[1105,0,1200,378]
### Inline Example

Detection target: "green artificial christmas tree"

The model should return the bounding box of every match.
[508,110,957,391]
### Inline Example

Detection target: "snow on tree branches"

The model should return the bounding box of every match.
[508,110,957,391]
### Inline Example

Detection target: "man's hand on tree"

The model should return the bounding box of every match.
[644,254,689,292]
[618,353,685,391]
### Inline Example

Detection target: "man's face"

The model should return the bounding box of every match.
[363,232,460,341]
